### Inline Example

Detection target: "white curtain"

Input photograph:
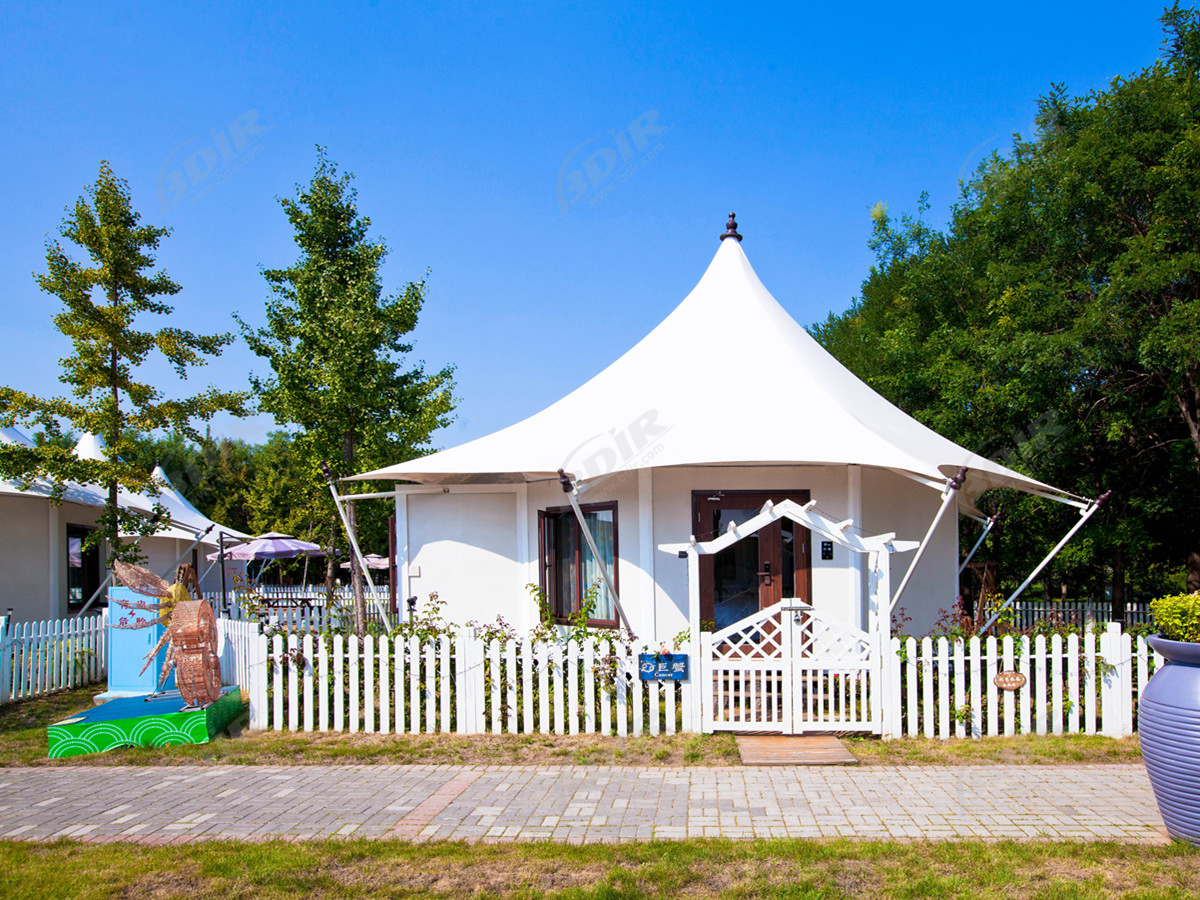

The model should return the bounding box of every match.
[581,509,615,620]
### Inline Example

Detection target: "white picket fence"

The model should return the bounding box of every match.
[883,623,1160,739]
[216,617,260,692]
[0,613,108,703]
[244,632,692,736]
[1008,598,1154,629]
[235,622,1160,739]
[0,609,1165,746]
[206,592,400,634]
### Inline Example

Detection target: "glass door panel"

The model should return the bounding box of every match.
[711,507,761,630]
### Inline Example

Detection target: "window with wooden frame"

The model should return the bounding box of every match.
[538,502,618,627]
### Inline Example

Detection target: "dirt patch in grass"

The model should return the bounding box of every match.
[119,869,206,900]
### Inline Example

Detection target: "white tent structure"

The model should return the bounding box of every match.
[137,463,252,592]
[73,434,252,593]
[353,217,1090,643]
[0,427,113,621]
[0,429,250,620]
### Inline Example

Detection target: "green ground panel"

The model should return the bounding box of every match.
[47,687,245,759]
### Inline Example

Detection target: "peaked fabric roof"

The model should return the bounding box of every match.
[354,233,1082,508]
[1,429,251,544]
[0,427,114,507]
[148,464,252,544]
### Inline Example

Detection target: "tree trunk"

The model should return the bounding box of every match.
[1112,546,1126,624]
[1188,547,1200,593]
[344,433,366,638]
[347,501,367,637]
[325,522,336,594]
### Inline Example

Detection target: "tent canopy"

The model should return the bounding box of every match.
[205,532,321,561]
[0,427,132,509]
[353,230,1082,510]
[0,428,250,544]
[147,464,252,545]
[74,434,251,545]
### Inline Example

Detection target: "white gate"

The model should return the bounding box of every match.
[699,601,881,734]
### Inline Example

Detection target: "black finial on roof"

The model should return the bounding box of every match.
[721,212,742,242]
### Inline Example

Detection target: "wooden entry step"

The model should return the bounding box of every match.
[734,734,858,766]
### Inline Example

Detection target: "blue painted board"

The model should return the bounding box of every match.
[107,587,174,694]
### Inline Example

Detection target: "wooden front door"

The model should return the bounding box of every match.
[693,490,812,631]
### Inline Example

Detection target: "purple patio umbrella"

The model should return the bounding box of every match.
[205,532,322,561]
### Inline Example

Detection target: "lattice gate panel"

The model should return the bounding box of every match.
[703,605,791,732]
[701,603,881,734]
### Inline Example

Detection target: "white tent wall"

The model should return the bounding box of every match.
[394,462,958,643]
[860,466,959,637]
[0,495,105,621]
[405,490,522,628]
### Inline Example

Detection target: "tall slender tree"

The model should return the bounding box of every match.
[240,148,455,633]
[0,162,248,563]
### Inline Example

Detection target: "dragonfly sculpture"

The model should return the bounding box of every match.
[111,561,223,708]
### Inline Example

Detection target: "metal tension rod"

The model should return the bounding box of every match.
[558,469,632,632]
[889,467,967,614]
[958,513,999,576]
[74,524,216,620]
[321,461,394,634]
[979,490,1110,636]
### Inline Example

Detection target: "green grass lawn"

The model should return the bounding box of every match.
[0,837,1196,899]
[0,686,1145,768]
[845,732,1144,766]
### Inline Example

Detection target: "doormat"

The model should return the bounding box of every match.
[734,734,858,765]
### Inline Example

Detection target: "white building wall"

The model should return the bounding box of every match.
[393,464,962,643]
[860,467,959,637]
[405,491,519,627]
[0,496,104,622]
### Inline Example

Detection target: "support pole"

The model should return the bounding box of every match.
[558,469,632,633]
[889,468,967,614]
[958,514,998,575]
[219,531,228,608]
[979,491,1110,636]
[158,525,215,581]
[320,462,393,635]
[74,525,215,620]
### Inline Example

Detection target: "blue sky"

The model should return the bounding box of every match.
[0,1,1174,456]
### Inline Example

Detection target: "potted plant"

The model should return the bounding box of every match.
[1140,592,1200,845]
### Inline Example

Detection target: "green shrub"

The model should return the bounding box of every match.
[1150,592,1200,642]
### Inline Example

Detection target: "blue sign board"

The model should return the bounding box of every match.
[638,653,689,681]
[105,587,174,697]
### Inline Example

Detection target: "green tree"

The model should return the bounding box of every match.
[814,5,1200,607]
[239,149,455,632]
[0,162,248,563]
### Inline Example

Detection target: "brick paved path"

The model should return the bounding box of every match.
[0,764,1167,844]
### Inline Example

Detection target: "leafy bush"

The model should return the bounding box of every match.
[1150,593,1200,643]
